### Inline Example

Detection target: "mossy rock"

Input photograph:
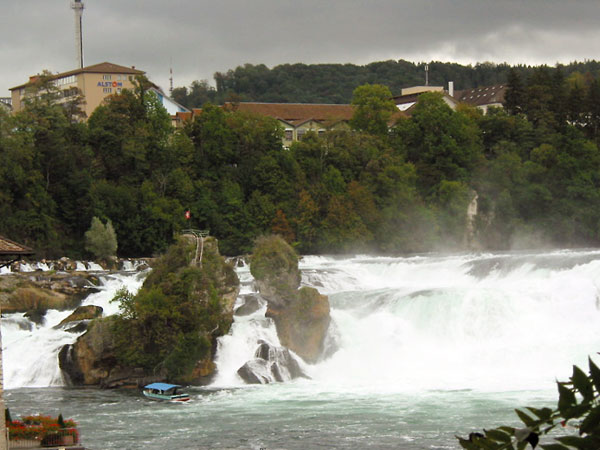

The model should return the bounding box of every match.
[5,286,69,314]
[267,287,330,363]
[57,305,103,328]
[250,235,299,282]
[250,235,301,302]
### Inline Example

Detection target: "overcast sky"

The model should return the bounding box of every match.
[2,0,600,96]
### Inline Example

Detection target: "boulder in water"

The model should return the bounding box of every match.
[56,305,103,328]
[234,294,263,316]
[237,341,308,384]
[265,286,330,364]
[65,321,90,334]
[237,359,272,384]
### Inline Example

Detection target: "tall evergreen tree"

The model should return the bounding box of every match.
[503,68,525,115]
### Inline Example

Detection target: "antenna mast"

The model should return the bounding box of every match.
[169,64,174,94]
[71,0,84,69]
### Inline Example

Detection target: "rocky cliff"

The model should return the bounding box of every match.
[59,235,239,387]
[250,235,330,364]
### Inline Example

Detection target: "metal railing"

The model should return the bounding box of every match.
[181,229,210,267]
[181,229,209,238]
[8,428,79,448]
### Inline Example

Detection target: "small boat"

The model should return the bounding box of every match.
[142,383,190,402]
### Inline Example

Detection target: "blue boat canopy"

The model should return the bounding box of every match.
[144,383,181,390]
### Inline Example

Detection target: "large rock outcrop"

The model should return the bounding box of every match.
[61,235,239,387]
[250,235,331,363]
[58,317,164,388]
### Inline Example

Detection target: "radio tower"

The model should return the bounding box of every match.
[71,0,84,69]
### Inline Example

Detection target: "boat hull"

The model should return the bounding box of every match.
[142,391,190,402]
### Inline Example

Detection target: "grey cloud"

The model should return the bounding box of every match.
[2,0,600,95]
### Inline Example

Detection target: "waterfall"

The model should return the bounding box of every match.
[4,250,600,394]
[214,250,600,393]
[2,271,146,389]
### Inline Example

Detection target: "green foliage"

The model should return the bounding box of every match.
[84,217,117,259]
[110,237,238,381]
[174,60,600,107]
[5,61,600,256]
[350,84,396,136]
[250,235,298,282]
[458,357,600,450]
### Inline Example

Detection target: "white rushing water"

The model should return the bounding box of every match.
[4,250,600,394]
[2,271,146,389]
[214,250,600,395]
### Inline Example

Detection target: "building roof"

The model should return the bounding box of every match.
[392,91,458,115]
[149,87,190,114]
[10,62,145,90]
[455,84,506,107]
[226,102,356,125]
[174,102,405,127]
[0,236,34,256]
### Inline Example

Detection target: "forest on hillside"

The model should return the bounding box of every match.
[171,59,600,107]
[2,66,600,258]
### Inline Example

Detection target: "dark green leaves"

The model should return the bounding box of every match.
[459,359,600,449]
[588,358,600,394]
[557,382,577,415]
[572,366,594,402]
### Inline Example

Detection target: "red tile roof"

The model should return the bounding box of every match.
[226,102,356,124]
[0,236,34,255]
[455,84,506,107]
[176,102,405,126]
[10,62,145,90]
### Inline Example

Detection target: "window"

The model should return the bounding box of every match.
[318,129,326,136]
[54,75,77,86]
[297,129,306,140]
[116,88,122,94]
[284,129,293,141]
[103,87,112,94]
[103,74,112,80]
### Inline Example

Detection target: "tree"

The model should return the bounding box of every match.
[586,79,600,141]
[398,92,484,197]
[271,209,295,244]
[84,217,117,259]
[350,84,396,136]
[0,322,7,450]
[504,68,525,115]
[171,80,218,108]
